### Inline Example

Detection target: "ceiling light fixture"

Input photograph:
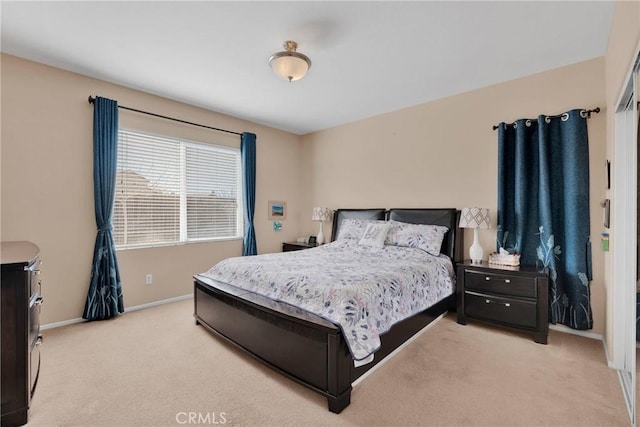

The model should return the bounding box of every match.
[269,40,312,82]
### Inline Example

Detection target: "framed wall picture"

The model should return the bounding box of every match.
[605,160,611,190]
[268,200,286,220]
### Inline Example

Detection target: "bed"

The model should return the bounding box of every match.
[193,208,462,413]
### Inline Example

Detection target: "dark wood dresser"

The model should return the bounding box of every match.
[456,261,549,344]
[1,241,43,427]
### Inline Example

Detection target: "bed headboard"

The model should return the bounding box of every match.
[330,208,462,264]
[330,209,386,242]
[388,208,462,263]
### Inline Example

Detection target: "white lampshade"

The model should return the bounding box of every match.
[269,41,311,82]
[459,207,491,229]
[312,207,330,222]
[459,207,490,264]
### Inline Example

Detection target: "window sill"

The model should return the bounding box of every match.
[116,236,243,251]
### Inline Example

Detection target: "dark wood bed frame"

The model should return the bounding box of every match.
[193,208,462,413]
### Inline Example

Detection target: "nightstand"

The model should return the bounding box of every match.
[282,241,317,252]
[456,261,549,344]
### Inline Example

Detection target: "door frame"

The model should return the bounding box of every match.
[612,40,639,426]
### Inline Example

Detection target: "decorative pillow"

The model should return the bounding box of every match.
[336,219,385,241]
[358,222,392,249]
[385,220,449,256]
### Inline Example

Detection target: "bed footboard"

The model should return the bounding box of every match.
[194,279,353,413]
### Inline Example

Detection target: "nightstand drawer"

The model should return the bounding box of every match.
[465,291,537,328]
[465,270,536,299]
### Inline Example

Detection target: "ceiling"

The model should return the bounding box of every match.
[1,1,614,135]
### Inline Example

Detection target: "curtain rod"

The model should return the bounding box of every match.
[88,96,243,136]
[492,107,601,131]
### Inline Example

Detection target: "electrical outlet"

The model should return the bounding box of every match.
[145,274,153,285]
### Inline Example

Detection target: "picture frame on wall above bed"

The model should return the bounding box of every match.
[193,208,462,413]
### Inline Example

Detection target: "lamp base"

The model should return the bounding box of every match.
[469,228,484,264]
[317,223,325,245]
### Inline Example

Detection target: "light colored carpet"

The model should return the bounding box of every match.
[29,299,629,427]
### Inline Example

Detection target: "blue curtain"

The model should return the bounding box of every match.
[497,109,592,330]
[83,97,124,320]
[241,132,257,256]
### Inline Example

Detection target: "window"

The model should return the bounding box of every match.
[113,130,242,248]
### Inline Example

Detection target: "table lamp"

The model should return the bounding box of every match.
[459,207,491,263]
[312,207,330,245]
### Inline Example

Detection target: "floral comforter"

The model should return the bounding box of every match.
[197,239,455,362]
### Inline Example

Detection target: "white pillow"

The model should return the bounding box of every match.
[385,220,449,256]
[336,219,385,241]
[358,222,392,249]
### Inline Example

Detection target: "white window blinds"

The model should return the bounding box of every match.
[113,130,242,248]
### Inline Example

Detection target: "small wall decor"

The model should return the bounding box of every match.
[273,220,282,231]
[600,199,610,228]
[605,160,611,190]
[268,200,286,220]
[601,232,609,252]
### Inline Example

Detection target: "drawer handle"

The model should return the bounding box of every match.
[35,335,43,346]
[485,299,511,308]
[35,296,44,306]
[484,276,512,284]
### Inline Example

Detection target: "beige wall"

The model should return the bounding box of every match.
[1,54,302,325]
[2,16,629,339]
[603,1,640,360]
[301,58,607,335]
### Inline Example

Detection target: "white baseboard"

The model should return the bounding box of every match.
[40,293,194,331]
[40,317,85,331]
[546,324,615,368]
[548,324,604,341]
[124,293,193,314]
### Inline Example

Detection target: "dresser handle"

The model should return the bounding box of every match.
[485,277,491,281]
[505,279,511,284]
[35,335,43,346]
[485,299,511,308]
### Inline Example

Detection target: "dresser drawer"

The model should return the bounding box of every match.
[29,262,41,300]
[465,291,537,328]
[464,270,536,298]
[28,296,42,348]
[30,340,41,397]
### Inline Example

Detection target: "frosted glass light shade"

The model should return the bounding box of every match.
[269,41,312,82]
